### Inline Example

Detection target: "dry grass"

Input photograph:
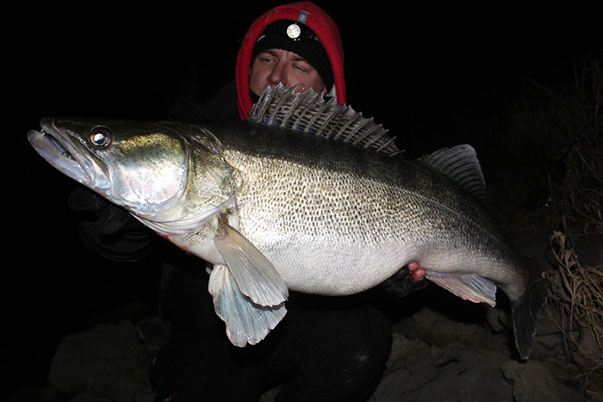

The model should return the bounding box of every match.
[495,50,602,393]
[545,231,602,392]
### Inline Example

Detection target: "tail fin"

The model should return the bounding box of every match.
[510,260,548,360]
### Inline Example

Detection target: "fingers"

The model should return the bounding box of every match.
[406,262,426,283]
[411,268,426,283]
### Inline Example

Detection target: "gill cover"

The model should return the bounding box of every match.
[129,125,243,235]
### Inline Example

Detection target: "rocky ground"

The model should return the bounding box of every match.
[4,232,601,402]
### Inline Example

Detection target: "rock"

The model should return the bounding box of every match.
[47,320,154,402]
[369,334,440,400]
[569,329,603,394]
[372,344,513,401]
[383,332,427,375]
[485,304,509,333]
[412,307,490,349]
[501,360,583,402]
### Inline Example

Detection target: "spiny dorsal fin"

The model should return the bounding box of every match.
[420,145,488,205]
[249,84,402,157]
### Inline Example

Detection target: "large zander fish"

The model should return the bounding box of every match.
[28,85,545,359]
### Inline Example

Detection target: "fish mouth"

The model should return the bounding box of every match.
[27,117,109,189]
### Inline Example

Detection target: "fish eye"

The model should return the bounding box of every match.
[89,127,111,147]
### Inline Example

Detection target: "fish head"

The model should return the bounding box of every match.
[28,118,241,234]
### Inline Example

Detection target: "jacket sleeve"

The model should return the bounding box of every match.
[68,186,153,262]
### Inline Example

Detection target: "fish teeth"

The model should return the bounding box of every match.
[43,132,75,161]
[43,130,74,160]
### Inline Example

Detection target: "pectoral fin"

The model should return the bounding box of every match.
[425,271,497,307]
[208,265,287,347]
[209,221,288,346]
[214,222,288,306]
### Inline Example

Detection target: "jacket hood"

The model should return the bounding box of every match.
[236,2,346,119]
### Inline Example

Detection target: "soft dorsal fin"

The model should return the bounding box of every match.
[420,145,488,205]
[249,84,401,157]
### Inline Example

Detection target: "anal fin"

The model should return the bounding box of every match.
[208,265,287,347]
[425,271,497,307]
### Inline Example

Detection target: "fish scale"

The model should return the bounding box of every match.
[218,126,515,295]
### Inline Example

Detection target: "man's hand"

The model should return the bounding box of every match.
[380,262,429,298]
[406,262,426,283]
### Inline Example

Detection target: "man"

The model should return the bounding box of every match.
[235,1,345,119]
[165,2,344,123]
[73,3,426,401]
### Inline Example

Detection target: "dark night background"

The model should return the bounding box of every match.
[6,2,602,399]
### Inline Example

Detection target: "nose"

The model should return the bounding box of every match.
[267,60,287,87]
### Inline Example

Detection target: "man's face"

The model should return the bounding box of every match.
[249,48,325,96]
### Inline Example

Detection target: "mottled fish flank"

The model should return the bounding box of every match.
[28,85,545,359]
